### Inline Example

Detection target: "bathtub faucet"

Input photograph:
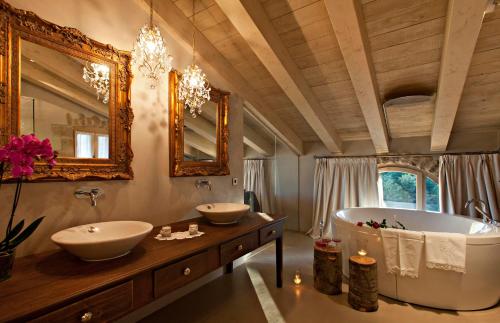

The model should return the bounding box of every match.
[465,199,497,226]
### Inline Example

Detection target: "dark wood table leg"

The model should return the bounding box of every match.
[276,236,283,288]
[225,262,233,274]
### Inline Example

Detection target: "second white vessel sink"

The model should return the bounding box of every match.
[196,203,250,225]
[51,221,153,261]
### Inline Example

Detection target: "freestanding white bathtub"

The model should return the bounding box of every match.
[334,208,500,310]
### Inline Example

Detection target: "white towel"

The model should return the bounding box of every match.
[424,231,466,274]
[381,228,399,275]
[398,230,424,278]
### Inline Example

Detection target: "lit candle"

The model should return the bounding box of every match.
[189,224,198,235]
[358,249,368,257]
[293,270,302,285]
[160,226,171,237]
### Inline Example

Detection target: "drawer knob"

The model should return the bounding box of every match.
[237,244,243,251]
[184,267,191,276]
[271,230,277,235]
[81,312,93,322]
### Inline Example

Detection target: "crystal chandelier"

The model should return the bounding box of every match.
[83,62,110,104]
[132,0,173,89]
[179,0,211,118]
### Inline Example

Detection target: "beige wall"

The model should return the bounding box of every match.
[1,0,244,257]
[275,140,300,230]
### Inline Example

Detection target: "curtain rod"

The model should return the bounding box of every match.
[243,158,274,160]
[314,150,499,159]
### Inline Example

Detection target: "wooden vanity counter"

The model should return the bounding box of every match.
[0,213,286,322]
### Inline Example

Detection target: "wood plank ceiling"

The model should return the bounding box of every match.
[454,9,500,135]
[174,0,320,142]
[172,0,500,154]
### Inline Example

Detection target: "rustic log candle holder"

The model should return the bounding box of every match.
[348,255,378,312]
[313,244,342,295]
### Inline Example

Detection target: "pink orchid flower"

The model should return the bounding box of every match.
[0,134,57,178]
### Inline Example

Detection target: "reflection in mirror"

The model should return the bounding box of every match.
[183,100,217,162]
[20,40,110,159]
[242,108,277,215]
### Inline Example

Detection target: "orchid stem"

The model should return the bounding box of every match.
[6,178,22,239]
[0,162,4,191]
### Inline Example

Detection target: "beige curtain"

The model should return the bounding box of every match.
[439,154,500,220]
[309,158,379,239]
[244,160,270,213]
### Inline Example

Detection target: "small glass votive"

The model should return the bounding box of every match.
[293,270,302,285]
[357,236,368,257]
[160,226,171,237]
[189,224,198,235]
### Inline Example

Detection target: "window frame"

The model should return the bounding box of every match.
[378,166,438,211]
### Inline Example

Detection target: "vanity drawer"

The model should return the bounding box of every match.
[154,250,215,298]
[220,231,259,265]
[260,222,283,245]
[31,281,133,323]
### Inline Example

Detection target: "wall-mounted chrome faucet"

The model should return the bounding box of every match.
[195,179,212,191]
[75,188,104,207]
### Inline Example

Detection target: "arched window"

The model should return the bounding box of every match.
[378,167,439,212]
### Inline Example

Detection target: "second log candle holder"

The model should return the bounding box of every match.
[348,253,378,312]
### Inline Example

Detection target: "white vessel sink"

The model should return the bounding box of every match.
[51,221,153,261]
[196,203,250,225]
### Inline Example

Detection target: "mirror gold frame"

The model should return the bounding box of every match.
[0,1,133,181]
[169,71,229,177]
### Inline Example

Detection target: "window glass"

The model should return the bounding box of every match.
[380,171,417,209]
[425,177,439,212]
[75,132,93,158]
[97,134,109,159]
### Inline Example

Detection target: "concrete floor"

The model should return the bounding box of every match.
[141,231,499,323]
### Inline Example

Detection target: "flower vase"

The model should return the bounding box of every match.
[0,249,15,281]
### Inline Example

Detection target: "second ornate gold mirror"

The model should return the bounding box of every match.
[169,71,229,177]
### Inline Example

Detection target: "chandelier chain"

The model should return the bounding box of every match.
[149,0,153,27]
[192,0,196,64]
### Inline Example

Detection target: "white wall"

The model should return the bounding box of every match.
[1,0,244,257]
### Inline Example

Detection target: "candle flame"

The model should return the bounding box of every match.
[293,271,302,285]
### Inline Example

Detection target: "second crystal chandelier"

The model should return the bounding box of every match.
[132,0,173,89]
[179,0,211,118]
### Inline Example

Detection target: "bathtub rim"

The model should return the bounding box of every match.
[334,207,500,245]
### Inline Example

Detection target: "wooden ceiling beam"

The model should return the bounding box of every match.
[185,114,274,155]
[324,0,389,154]
[430,0,490,152]
[184,130,217,157]
[243,124,274,156]
[22,59,108,116]
[215,0,343,153]
[142,0,304,155]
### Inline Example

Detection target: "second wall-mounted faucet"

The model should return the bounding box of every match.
[195,179,212,191]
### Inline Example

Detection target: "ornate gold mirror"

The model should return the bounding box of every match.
[0,1,133,180]
[169,71,229,177]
